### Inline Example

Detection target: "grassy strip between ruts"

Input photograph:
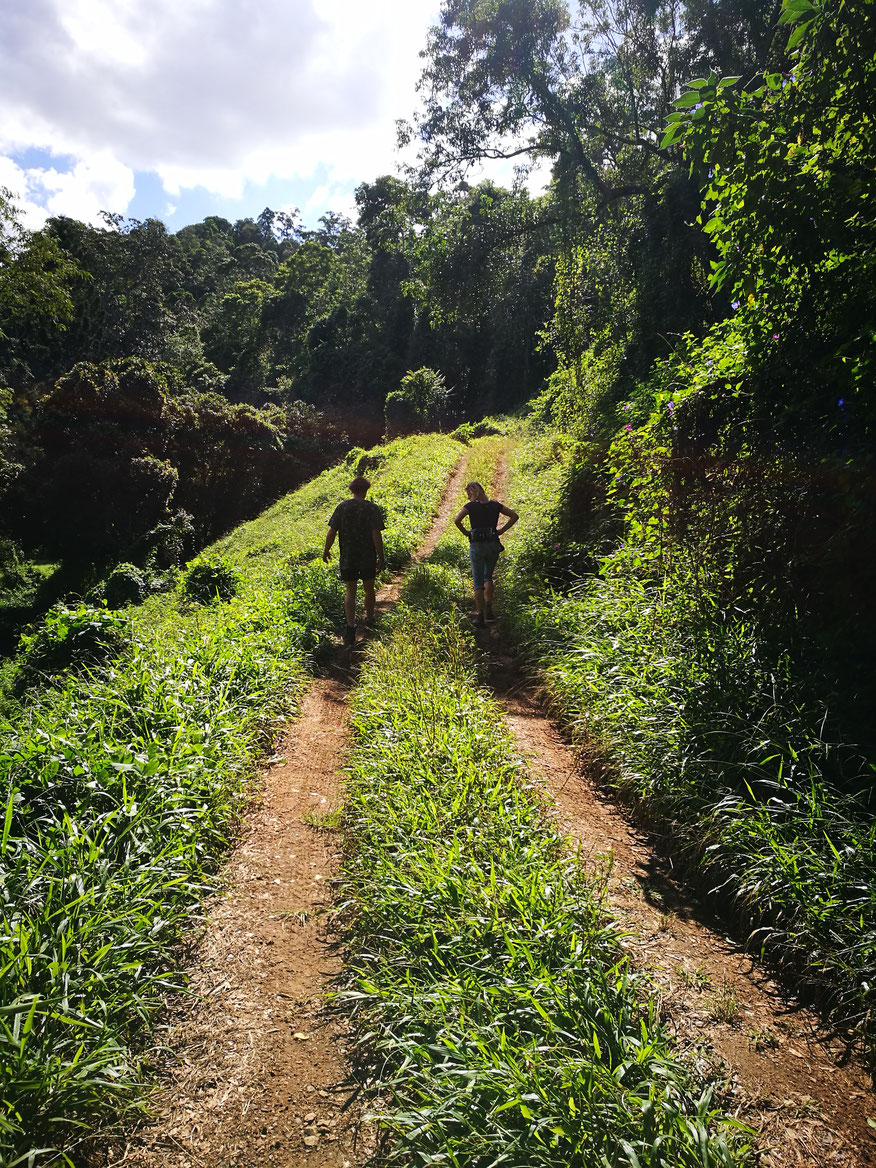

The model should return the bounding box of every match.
[0,434,463,1165]
[500,433,876,1057]
[339,497,749,1164]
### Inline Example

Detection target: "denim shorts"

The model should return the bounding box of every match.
[469,540,501,590]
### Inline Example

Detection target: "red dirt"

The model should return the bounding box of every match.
[481,452,876,1165]
[98,679,366,1168]
[92,456,469,1168]
[502,687,876,1167]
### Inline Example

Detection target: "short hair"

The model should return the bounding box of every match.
[348,475,371,494]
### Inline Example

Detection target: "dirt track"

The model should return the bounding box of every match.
[96,450,875,1167]
[482,455,876,1167]
[499,681,875,1166]
[95,455,471,1167]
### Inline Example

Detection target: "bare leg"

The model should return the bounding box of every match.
[362,579,376,620]
[473,586,486,616]
[483,579,495,608]
[344,581,358,626]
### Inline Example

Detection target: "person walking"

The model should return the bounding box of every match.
[454,481,518,628]
[323,475,385,646]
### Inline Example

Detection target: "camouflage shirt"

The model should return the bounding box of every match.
[327,498,385,575]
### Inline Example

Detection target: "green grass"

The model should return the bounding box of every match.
[500,432,876,1058]
[338,485,749,1165]
[417,434,513,591]
[136,434,463,637]
[0,433,464,1164]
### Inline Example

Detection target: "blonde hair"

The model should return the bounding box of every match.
[465,481,489,502]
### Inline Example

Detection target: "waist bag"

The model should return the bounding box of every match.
[470,527,498,543]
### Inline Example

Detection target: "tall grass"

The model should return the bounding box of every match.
[0,434,463,1163]
[339,510,749,1165]
[502,434,876,1054]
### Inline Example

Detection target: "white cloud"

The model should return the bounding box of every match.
[0,149,134,228]
[303,179,357,224]
[38,152,136,223]
[0,0,440,221]
[0,157,47,229]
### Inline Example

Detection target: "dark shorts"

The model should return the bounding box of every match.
[340,557,377,583]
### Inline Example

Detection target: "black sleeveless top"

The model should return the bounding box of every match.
[465,499,502,540]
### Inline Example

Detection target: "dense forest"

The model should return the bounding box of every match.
[4,0,870,670]
[1,0,872,775]
[0,175,556,641]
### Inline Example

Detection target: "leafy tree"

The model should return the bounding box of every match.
[168,391,298,533]
[385,367,450,436]
[202,277,274,395]
[44,215,193,376]
[175,216,237,299]
[413,181,556,411]
[10,359,178,559]
[406,0,779,197]
[406,0,786,422]
[666,0,876,439]
[0,190,82,385]
[0,386,18,495]
[585,0,876,733]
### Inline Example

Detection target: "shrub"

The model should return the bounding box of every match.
[18,603,128,675]
[346,447,385,477]
[449,419,500,444]
[135,509,196,569]
[101,562,148,608]
[385,367,449,437]
[182,557,241,603]
[0,539,42,604]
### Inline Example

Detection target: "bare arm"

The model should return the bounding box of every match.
[322,526,337,561]
[372,527,384,572]
[454,505,471,538]
[496,504,518,537]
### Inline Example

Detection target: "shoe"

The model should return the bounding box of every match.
[344,624,356,646]
[485,606,497,622]
[475,614,486,628]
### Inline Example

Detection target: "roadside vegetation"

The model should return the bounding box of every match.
[340,468,749,1165]
[501,433,876,1058]
[0,434,461,1164]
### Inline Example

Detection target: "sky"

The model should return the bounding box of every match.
[0,0,452,234]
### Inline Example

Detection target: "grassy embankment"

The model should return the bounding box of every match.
[500,433,876,1058]
[339,436,748,1166]
[0,434,462,1164]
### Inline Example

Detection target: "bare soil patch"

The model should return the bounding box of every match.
[99,678,365,1168]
